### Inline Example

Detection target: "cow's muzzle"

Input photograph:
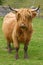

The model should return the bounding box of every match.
[20,24,28,30]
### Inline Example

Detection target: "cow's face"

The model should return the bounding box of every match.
[17,9,32,29]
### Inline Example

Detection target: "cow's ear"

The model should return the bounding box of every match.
[32,11,37,18]
[17,13,21,21]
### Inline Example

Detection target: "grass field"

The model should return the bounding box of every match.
[0,17,43,65]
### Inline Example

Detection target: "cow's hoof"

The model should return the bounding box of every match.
[15,54,19,59]
[8,49,12,53]
[24,54,28,59]
[5,46,8,49]
[5,47,15,50]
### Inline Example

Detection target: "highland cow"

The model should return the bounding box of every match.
[2,6,40,59]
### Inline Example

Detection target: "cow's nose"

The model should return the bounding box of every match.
[20,24,27,29]
[21,24,25,26]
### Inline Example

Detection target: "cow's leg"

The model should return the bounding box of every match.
[7,39,12,53]
[13,36,19,59]
[15,47,19,59]
[14,44,19,59]
[24,43,28,59]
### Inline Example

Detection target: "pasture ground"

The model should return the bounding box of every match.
[0,17,43,65]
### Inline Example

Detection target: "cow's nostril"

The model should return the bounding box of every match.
[21,26,26,28]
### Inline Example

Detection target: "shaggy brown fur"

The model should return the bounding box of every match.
[2,8,37,59]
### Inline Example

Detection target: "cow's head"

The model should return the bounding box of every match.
[9,5,40,30]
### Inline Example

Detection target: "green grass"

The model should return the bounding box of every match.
[0,17,43,65]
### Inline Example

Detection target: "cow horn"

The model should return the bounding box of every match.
[8,5,18,12]
[34,5,40,11]
[31,5,40,11]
